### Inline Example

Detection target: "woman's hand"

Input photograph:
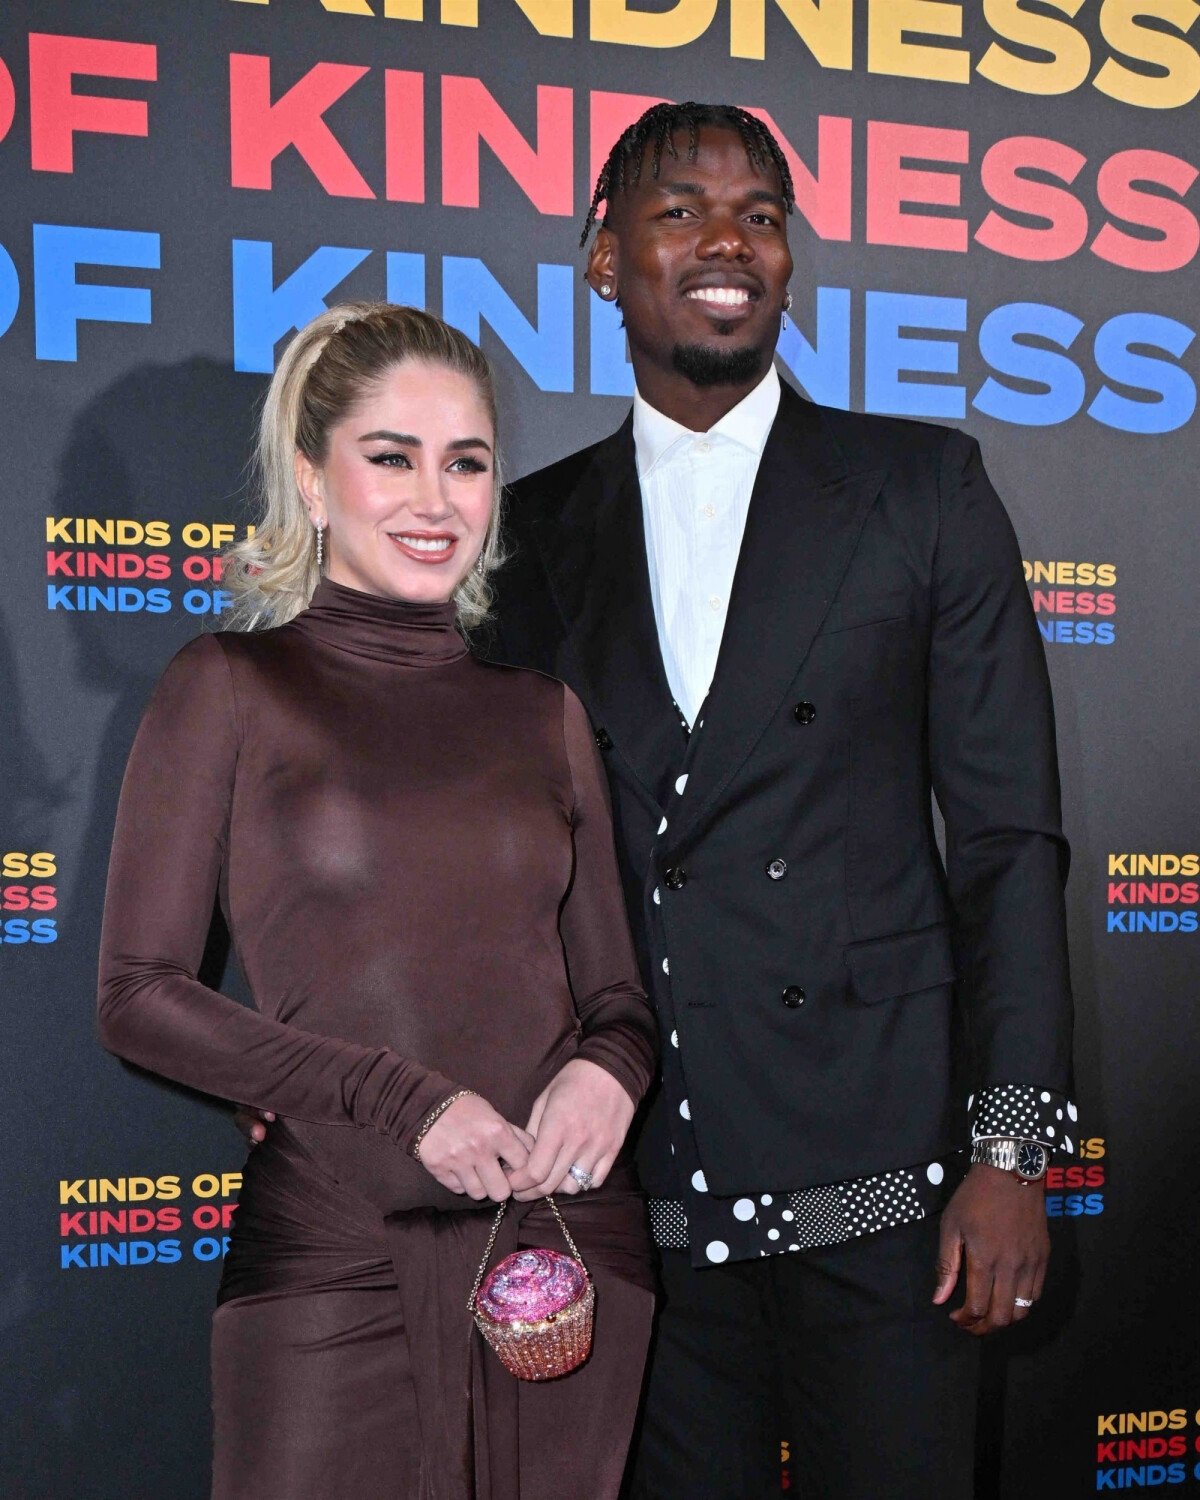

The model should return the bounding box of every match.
[507,1059,635,1202]
[417,1094,536,1202]
[234,1106,274,1146]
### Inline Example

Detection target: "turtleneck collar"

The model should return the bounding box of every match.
[292,578,469,666]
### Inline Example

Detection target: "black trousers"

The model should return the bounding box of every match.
[626,1214,980,1500]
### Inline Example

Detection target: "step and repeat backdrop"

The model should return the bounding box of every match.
[1,0,1197,1494]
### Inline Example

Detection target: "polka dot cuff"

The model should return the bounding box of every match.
[970,1084,1079,1156]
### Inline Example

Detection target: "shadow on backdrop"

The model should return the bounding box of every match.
[8,356,265,1500]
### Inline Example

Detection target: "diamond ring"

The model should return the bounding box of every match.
[568,1164,594,1191]
[1014,1297,1035,1309]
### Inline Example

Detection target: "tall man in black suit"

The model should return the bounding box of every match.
[491,103,1075,1499]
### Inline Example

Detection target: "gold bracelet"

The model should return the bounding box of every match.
[410,1090,477,1160]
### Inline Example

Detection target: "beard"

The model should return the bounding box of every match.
[671,338,766,387]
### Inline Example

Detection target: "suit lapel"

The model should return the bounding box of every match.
[528,417,683,813]
[667,387,886,849]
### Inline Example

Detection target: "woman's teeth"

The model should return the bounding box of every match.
[396,536,452,552]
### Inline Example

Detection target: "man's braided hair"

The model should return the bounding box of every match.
[581,102,796,247]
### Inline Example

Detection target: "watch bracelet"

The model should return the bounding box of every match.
[970,1135,1050,1177]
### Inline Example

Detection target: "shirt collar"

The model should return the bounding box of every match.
[632,364,781,480]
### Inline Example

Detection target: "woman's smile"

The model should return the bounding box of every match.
[387,530,458,564]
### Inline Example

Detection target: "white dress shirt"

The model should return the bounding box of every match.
[633,365,781,727]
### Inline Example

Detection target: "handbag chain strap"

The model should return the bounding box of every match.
[467,1196,586,1314]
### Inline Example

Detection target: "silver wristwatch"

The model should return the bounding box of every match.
[970,1136,1051,1183]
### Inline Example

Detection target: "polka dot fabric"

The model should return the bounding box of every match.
[649,1157,968,1261]
[648,1199,688,1247]
[648,1085,1071,1263]
[971,1084,1078,1155]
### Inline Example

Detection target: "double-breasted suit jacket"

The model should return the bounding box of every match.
[488,381,1074,1200]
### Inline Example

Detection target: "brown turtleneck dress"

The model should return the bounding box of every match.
[97,579,658,1500]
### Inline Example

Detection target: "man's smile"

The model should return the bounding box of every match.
[678,273,765,323]
[685,287,753,307]
[680,273,762,305]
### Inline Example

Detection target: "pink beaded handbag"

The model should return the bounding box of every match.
[469,1197,595,1381]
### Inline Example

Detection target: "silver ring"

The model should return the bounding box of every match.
[1014,1297,1035,1309]
[568,1164,594,1191]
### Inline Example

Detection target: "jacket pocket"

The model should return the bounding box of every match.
[844,923,955,1006]
[819,586,910,636]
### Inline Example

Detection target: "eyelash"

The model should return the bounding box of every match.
[366,453,489,474]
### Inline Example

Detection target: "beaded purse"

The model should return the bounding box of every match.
[469,1197,595,1381]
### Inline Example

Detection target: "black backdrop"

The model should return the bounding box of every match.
[2,1,1197,1494]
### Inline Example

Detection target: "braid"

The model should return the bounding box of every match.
[581,102,795,247]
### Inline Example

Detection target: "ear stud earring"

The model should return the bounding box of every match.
[600,283,613,298]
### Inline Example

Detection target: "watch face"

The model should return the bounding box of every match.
[1016,1142,1049,1180]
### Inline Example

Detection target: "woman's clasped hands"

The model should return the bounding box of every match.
[237,1058,636,1203]
[417,1058,635,1202]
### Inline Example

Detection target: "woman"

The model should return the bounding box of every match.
[97,303,658,1499]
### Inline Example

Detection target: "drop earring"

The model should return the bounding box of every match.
[314,518,325,569]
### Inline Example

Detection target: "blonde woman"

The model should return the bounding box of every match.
[98,304,657,1499]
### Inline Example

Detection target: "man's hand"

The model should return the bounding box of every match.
[234,1106,274,1145]
[933,1163,1050,1334]
[417,1095,535,1202]
[507,1058,635,1202]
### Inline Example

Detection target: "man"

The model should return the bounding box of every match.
[488,103,1076,1499]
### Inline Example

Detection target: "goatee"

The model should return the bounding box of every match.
[672,341,765,387]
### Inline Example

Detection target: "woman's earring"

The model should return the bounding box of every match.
[314,518,325,569]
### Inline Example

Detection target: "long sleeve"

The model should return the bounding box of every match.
[559,686,659,1106]
[97,635,458,1151]
[927,432,1074,1093]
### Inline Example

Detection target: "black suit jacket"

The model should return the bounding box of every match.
[487,383,1073,1198]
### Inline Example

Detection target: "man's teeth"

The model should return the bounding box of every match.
[396,536,452,552]
[686,287,752,306]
